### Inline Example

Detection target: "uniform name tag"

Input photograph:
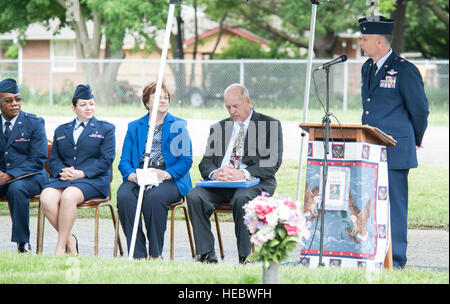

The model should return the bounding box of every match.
[379,76,397,88]
[56,136,66,141]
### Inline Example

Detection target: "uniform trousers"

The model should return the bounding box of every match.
[0,175,43,243]
[388,169,409,269]
[187,186,262,258]
[117,180,181,259]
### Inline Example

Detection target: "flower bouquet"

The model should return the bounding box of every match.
[244,193,310,272]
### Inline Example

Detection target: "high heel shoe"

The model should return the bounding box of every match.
[72,234,79,256]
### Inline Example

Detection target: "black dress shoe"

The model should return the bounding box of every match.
[239,255,250,264]
[17,242,31,253]
[196,250,218,264]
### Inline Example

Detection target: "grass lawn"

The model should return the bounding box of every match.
[0,252,447,284]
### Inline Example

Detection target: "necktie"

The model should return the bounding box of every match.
[73,123,84,144]
[369,62,378,89]
[4,121,11,140]
[230,123,245,169]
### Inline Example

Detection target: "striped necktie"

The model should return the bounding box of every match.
[230,123,245,169]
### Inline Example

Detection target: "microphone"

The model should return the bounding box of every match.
[316,55,347,70]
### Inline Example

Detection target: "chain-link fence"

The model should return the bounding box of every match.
[0,58,448,111]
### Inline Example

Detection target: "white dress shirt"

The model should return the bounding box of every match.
[2,115,18,134]
[209,108,254,180]
[73,118,87,144]
[374,48,393,75]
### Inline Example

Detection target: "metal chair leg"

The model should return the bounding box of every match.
[170,207,176,260]
[182,206,196,258]
[214,212,225,259]
[108,204,123,256]
[36,202,45,254]
[113,211,120,258]
[94,206,100,256]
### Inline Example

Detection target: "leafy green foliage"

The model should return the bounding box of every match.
[249,224,300,269]
[217,37,270,59]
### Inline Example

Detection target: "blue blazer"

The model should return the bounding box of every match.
[0,111,49,187]
[118,112,193,196]
[46,117,116,198]
[361,50,429,169]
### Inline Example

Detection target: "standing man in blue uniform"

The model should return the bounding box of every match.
[0,78,49,253]
[358,16,429,268]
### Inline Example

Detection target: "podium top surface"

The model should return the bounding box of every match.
[299,123,396,147]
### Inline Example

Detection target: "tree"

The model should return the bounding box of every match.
[199,0,370,58]
[0,0,168,104]
[199,0,448,59]
[404,0,449,58]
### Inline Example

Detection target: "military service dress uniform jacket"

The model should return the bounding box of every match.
[361,50,429,169]
[0,111,49,243]
[45,117,115,199]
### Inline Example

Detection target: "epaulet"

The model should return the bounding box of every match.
[23,112,41,120]
[98,119,114,127]
[394,55,408,63]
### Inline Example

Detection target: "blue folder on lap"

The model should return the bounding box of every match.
[196,177,260,188]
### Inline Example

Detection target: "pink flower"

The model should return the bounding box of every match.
[284,224,299,236]
[283,200,297,210]
[254,204,276,220]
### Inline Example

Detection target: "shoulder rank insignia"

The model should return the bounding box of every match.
[387,69,397,75]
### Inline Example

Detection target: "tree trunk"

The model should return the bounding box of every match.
[391,0,408,54]
[314,29,337,58]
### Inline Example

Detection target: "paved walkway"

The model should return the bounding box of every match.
[0,216,448,270]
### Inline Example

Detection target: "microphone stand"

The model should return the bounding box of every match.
[318,66,332,267]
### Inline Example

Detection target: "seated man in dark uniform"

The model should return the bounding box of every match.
[187,83,283,264]
[0,78,49,253]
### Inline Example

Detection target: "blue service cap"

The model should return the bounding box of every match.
[0,78,20,94]
[359,16,395,35]
[73,84,94,100]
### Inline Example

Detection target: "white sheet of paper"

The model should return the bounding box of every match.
[136,168,159,187]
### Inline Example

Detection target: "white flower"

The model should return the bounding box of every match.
[278,203,291,222]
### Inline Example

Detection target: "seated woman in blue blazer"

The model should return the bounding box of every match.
[117,81,193,259]
[40,84,116,256]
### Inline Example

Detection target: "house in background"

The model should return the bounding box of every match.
[0,15,269,99]
[183,24,269,59]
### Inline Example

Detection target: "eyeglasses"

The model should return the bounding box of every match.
[1,96,22,104]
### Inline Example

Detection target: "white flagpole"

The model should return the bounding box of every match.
[295,1,319,201]
[128,0,179,260]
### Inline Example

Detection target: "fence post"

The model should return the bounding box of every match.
[49,57,54,106]
[343,60,348,112]
[18,45,23,85]
[240,59,244,86]
[141,59,146,95]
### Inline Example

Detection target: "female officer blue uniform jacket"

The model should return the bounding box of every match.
[0,111,48,183]
[46,117,115,198]
[118,112,192,196]
[361,50,429,170]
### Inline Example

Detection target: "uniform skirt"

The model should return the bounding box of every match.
[43,179,105,201]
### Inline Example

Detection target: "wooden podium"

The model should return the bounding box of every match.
[299,123,396,269]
